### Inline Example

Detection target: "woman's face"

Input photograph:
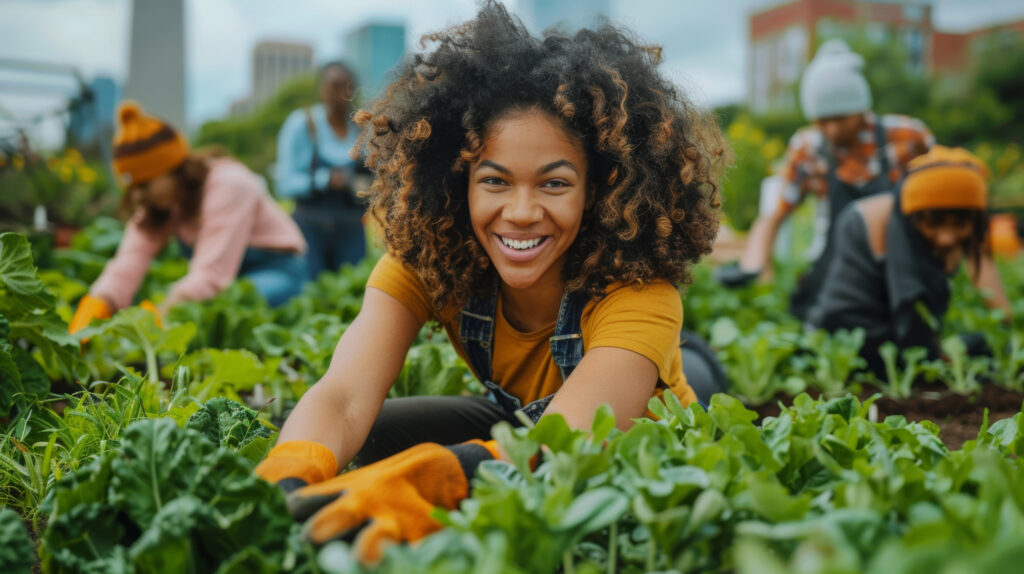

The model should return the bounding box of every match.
[468,109,588,292]
[320,65,355,113]
[912,209,977,270]
[814,113,863,149]
[130,173,179,213]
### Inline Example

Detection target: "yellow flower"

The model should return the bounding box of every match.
[728,122,747,141]
[59,165,73,182]
[12,155,24,171]
[759,139,784,161]
[78,166,98,184]
[975,142,992,160]
[64,148,83,165]
[996,145,1020,177]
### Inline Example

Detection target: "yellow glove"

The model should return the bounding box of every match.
[287,440,498,564]
[989,214,1021,258]
[255,440,340,492]
[69,294,112,334]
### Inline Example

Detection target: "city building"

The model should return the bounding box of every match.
[343,23,406,98]
[231,40,314,117]
[931,18,1024,76]
[123,0,186,129]
[747,0,1023,113]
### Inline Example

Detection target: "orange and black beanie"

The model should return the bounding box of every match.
[901,145,989,215]
[112,101,189,187]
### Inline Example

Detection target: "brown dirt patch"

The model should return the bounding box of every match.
[750,385,1023,451]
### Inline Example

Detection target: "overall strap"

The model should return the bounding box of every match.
[303,107,321,193]
[516,289,590,423]
[871,117,892,188]
[457,280,499,383]
[549,289,589,381]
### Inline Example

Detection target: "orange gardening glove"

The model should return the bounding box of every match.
[69,294,112,334]
[287,439,500,564]
[138,299,164,327]
[255,440,340,493]
[989,214,1022,258]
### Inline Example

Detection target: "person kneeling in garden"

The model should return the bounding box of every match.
[806,146,1012,378]
[254,2,728,564]
[68,101,308,333]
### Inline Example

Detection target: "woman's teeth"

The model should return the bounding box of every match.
[500,236,543,250]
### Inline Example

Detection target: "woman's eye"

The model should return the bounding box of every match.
[480,177,507,186]
[542,180,569,189]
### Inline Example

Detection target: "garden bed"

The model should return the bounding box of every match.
[752,384,1023,451]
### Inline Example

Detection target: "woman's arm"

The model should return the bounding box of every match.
[278,287,424,467]
[89,217,168,311]
[274,110,324,199]
[969,252,1013,319]
[543,282,680,431]
[738,203,793,274]
[543,346,659,431]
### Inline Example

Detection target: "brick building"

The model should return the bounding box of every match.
[748,0,1023,113]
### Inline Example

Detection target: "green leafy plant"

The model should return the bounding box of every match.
[0,232,81,417]
[994,333,1024,392]
[937,335,991,395]
[177,348,274,403]
[710,318,804,405]
[38,417,310,573]
[796,328,867,395]
[316,393,1024,574]
[77,307,196,383]
[877,343,930,399]
[185,397,276,464]
[0,507,34,574]
[389,343,471,398]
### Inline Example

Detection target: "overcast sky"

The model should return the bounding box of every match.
[2,0,1024,143]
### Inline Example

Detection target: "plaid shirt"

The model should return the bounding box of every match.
[779,112,934,207]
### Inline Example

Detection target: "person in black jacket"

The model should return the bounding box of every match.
[806,146,1011,377]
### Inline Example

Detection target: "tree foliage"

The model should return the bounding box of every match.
[194,76,320,193]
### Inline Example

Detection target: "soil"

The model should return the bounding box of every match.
[873,384,1023,450]
[751,384,1023,451]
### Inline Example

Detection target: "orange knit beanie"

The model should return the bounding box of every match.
[112,101,189,187]
[901,145,989,214]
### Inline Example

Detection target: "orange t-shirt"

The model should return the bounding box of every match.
[366,254,696,409]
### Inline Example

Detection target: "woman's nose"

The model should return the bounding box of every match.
[502,188,542,225]
[934,228,958,248]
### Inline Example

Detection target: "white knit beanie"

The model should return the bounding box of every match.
[799,39,872,121]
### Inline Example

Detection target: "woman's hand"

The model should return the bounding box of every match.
[327,168,351,191]
[286,440,496,564]
[68,294,113,334]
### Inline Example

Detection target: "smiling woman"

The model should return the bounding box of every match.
[253,0,729,563]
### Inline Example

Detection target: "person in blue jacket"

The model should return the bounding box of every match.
[275,61,366,280]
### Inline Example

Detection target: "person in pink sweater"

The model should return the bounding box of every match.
[69,102,307,333]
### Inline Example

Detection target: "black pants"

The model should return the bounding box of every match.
[355,332,729,465]
[354,396,521,465]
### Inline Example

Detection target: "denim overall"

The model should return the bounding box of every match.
[458,280,591,423]
[790,120,892,320]
[292,108,366,278]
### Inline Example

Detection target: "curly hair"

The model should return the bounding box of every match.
[355,1,729,312]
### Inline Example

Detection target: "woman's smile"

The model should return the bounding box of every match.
[494,234,551,262]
